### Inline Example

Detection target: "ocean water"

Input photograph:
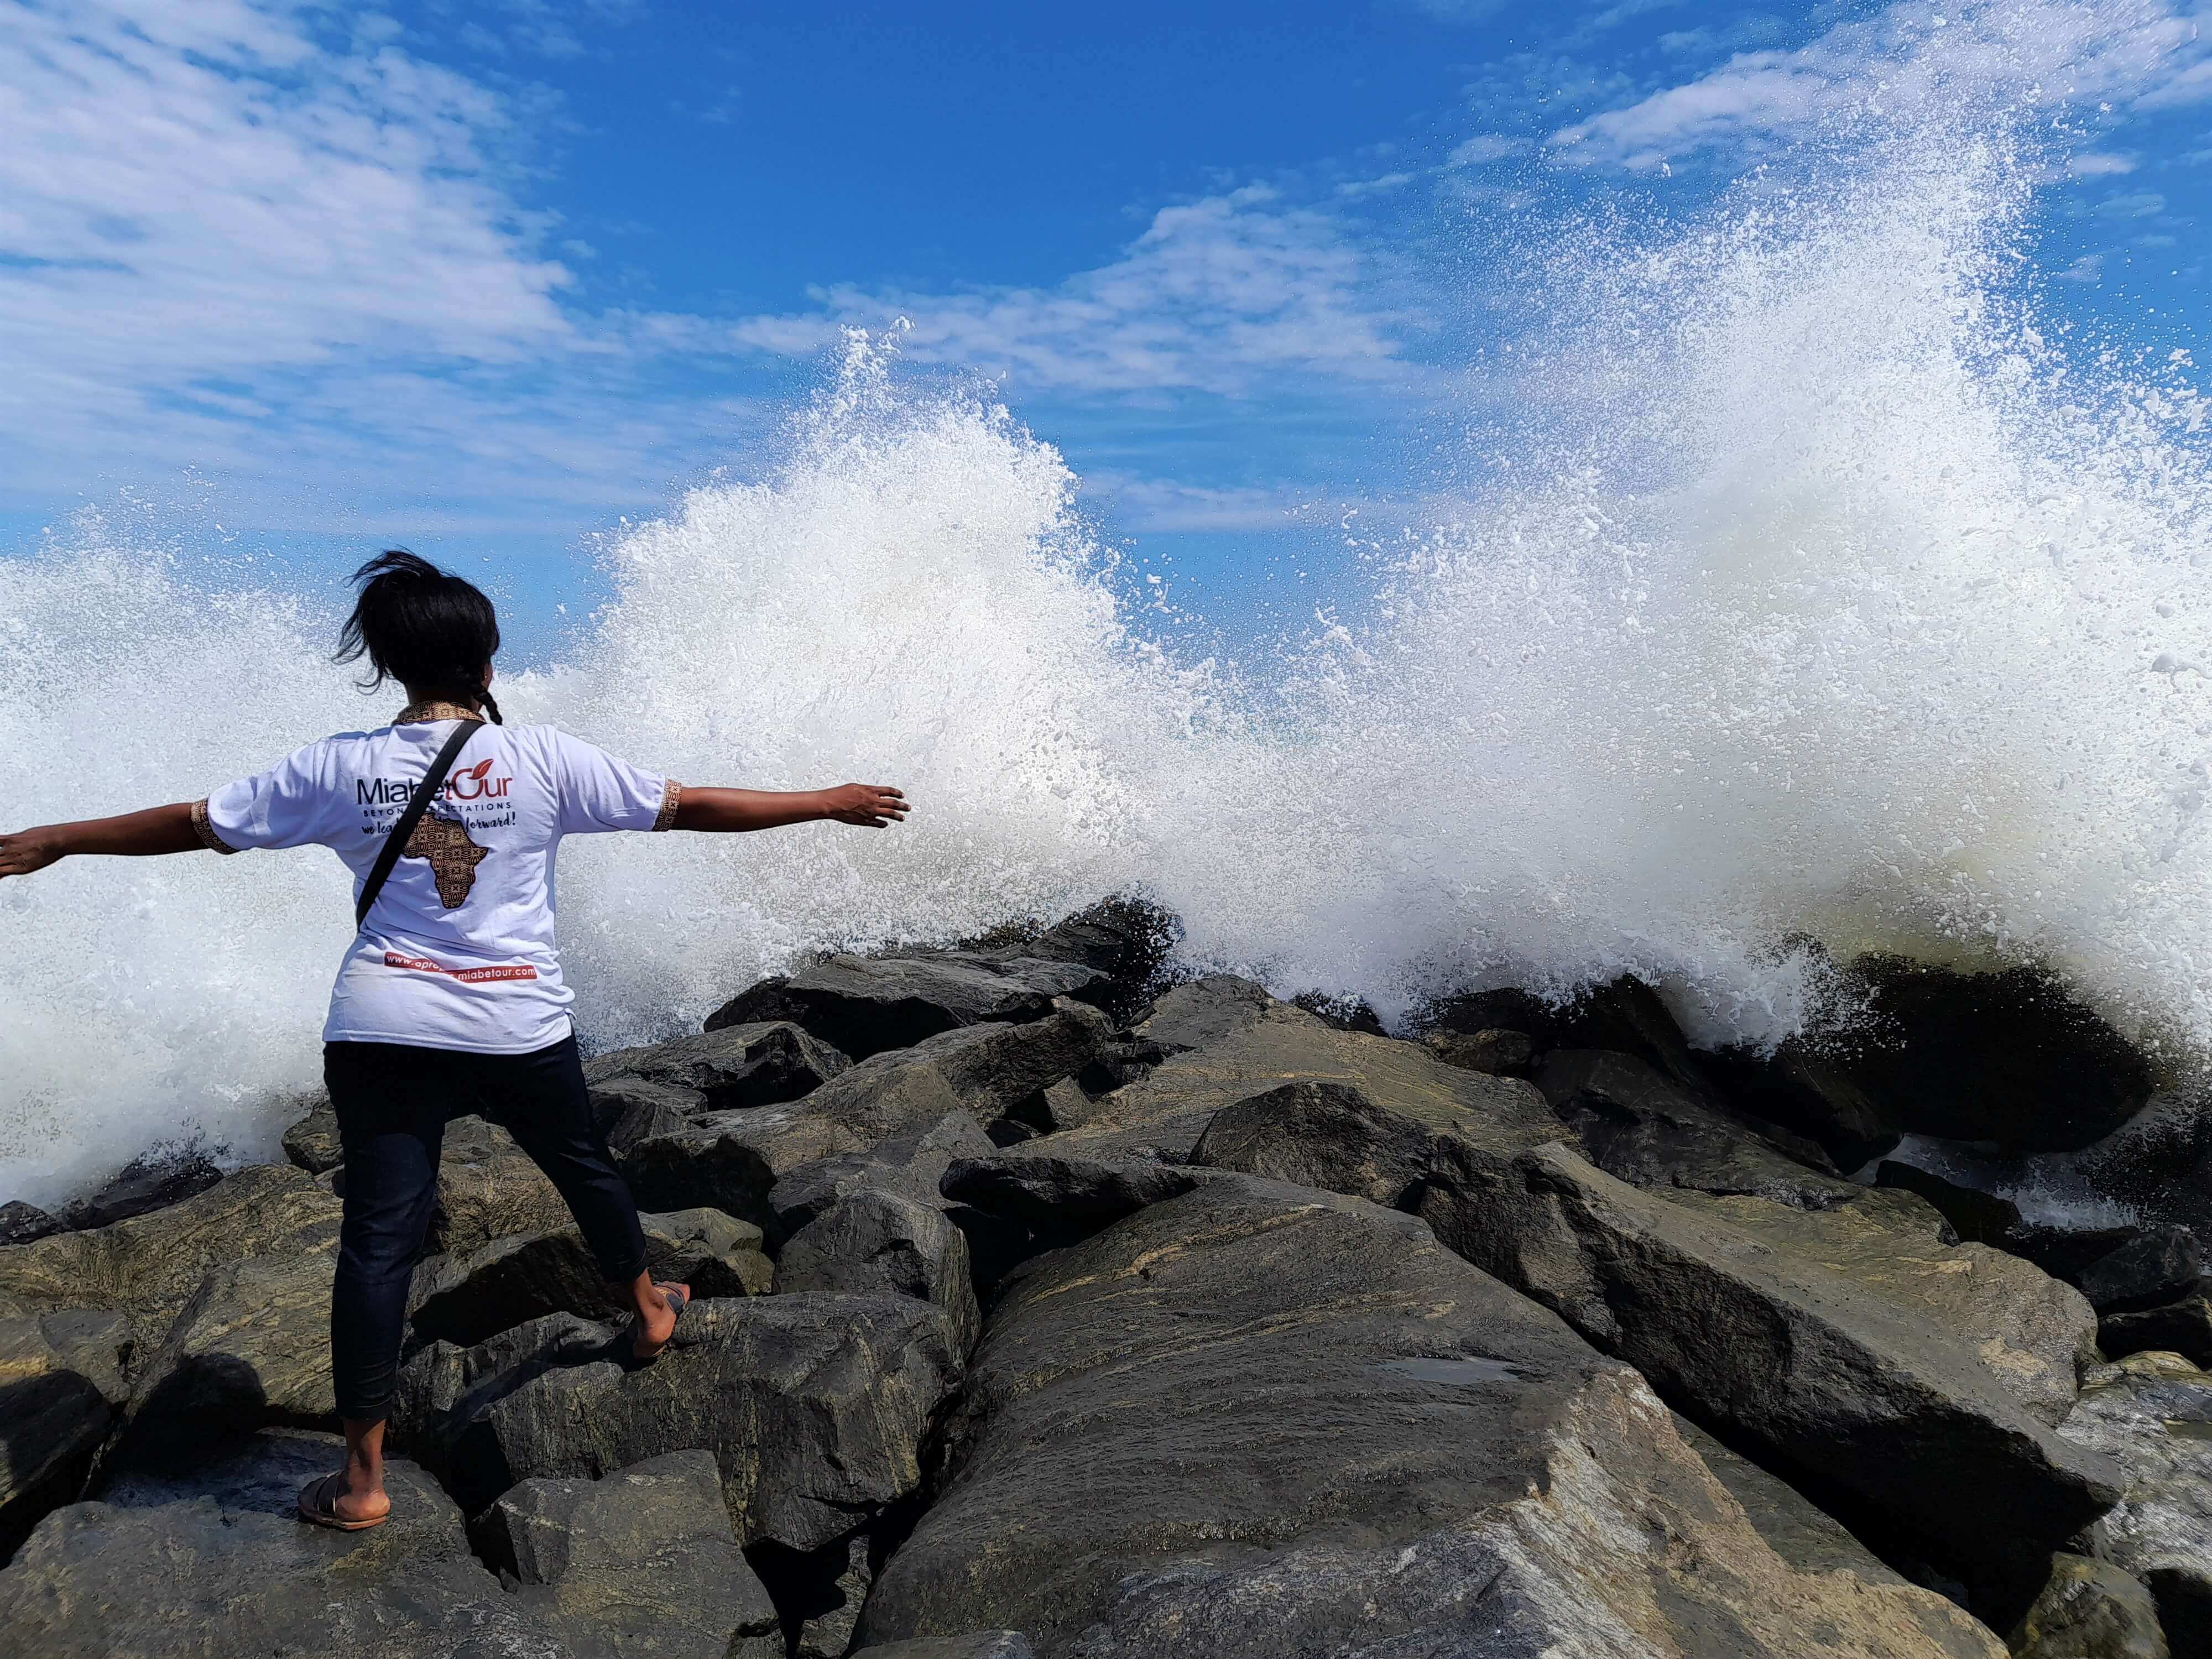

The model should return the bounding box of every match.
[6,118,2212,1206]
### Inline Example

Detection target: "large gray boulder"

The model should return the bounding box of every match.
[1193,1085,2122,1580]
[395,1294,963,1550]
[0,1430,587,1656]
[408,1207,771,1349]
[2059,1350,2212,1653]
[1044,982,1558,1166]
[857,1180,2004,1659]
[431,1115,575,1258]
[0,1311,133,1557]
[584,1020,851,1113]
[768,1111,995,1239]
[706,953,1108,1059]
[482,1449,784,1658]
[1536,1048,1860,1209]
[2008,1553,2168,1659]
[280,1106,343,1175]
[619,1008,1109,1232]
[778,1188,979,1357]
[853,1639,1035,1659]
[0,1165,340,1332]
[109,1250,338,1460]
[939,1150,1213,1241]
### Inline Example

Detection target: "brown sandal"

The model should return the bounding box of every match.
[296,1470,388,1532]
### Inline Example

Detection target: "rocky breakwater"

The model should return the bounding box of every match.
[0,900,2205,1657]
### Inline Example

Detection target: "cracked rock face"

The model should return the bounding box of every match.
[857,1180,2002,1659]
[2060,1350,2212,1653]
[394,1293,965,1551]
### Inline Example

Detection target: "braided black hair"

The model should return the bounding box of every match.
[335,549,505,724]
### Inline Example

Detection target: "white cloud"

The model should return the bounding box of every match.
[1081,472,1316,533]
[2056,252,2106,281]
[1446,134,1528,167]
[1550,0,2212,171]
[2067,150,2138,175]
[0,0,580,489]
[726,185,1412,397]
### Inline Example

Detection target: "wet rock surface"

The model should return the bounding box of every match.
[1196,1082,2120,1583]
[482,1449,785,1658]
[407,1205,772,1348]
[11,902,2208,1655]
[2058,1351,2212,1653]
[393,1294,964,1549]
[584,1019,852,1113]
[858,1180,2004,1659]
[1535,1048,1859,1209]
[0,1431,581,1657]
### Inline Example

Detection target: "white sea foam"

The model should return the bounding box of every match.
[7,115,2212,1204]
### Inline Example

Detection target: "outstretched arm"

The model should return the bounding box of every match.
[672,784,908,832]
[0,803,203,880]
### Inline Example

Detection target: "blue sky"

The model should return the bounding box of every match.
[6,0,2211,661]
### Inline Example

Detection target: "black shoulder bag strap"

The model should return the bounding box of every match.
[356,719,483,929]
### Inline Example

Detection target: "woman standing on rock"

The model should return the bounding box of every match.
[0,549,908,1532]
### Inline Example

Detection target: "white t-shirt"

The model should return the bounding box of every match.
[196,716,680,1054]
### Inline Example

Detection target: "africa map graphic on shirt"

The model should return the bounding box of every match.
[403,812,488,907]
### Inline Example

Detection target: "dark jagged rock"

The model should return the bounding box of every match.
[0,1311,134,1559]
[1288,991,1386,1034]
[1430,974,1718,1095]
[1422,1026,1537,1076]
[2080,1226,2208,1314]
[394,1295,963,1550]
[853,1638,1036,1659]
[2059,1351,2212,1655]
[1708,1037,1906,1173]
[1822,958,2153,1154]
[1875,1159,2026,1245]
[767,1112,994,1239]
[974,898,1180,1026]
[1537,1050,1858,1209]
[1037,980,1557,1167]
[620,1010,1109,1232]
[1126,973,1276,1056]
[941,1151,1209,1243]
[0,1165,340,1334]
[585,1020,851,1112]
[0,1202,61,1246]
[705,953,1105,1060]
[481,1449,784,1658]
[778,1188,979,1357]
[108,1250,337,1463]
[786,1532,873,1659]
[2008,1553,2168,1659]
[280,1108,344,1176]
[58,1144,224,1230]
[858,1181,2002,1659]
[1671,1416,1912,1584]
[408,1207,772,1349]
[0,1430,573,1657]
[592,1077,699,1151]
[2101,1295,2212,1369]
[1194,1083,2119,1583]
[431,1114,573,1258]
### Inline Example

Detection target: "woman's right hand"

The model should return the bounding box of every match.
[0,826,66,880]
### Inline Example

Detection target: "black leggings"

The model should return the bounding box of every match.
[325,1035,649,1423]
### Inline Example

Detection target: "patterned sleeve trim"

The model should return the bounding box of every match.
[651,779,684,832]
[190,799,240,854]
